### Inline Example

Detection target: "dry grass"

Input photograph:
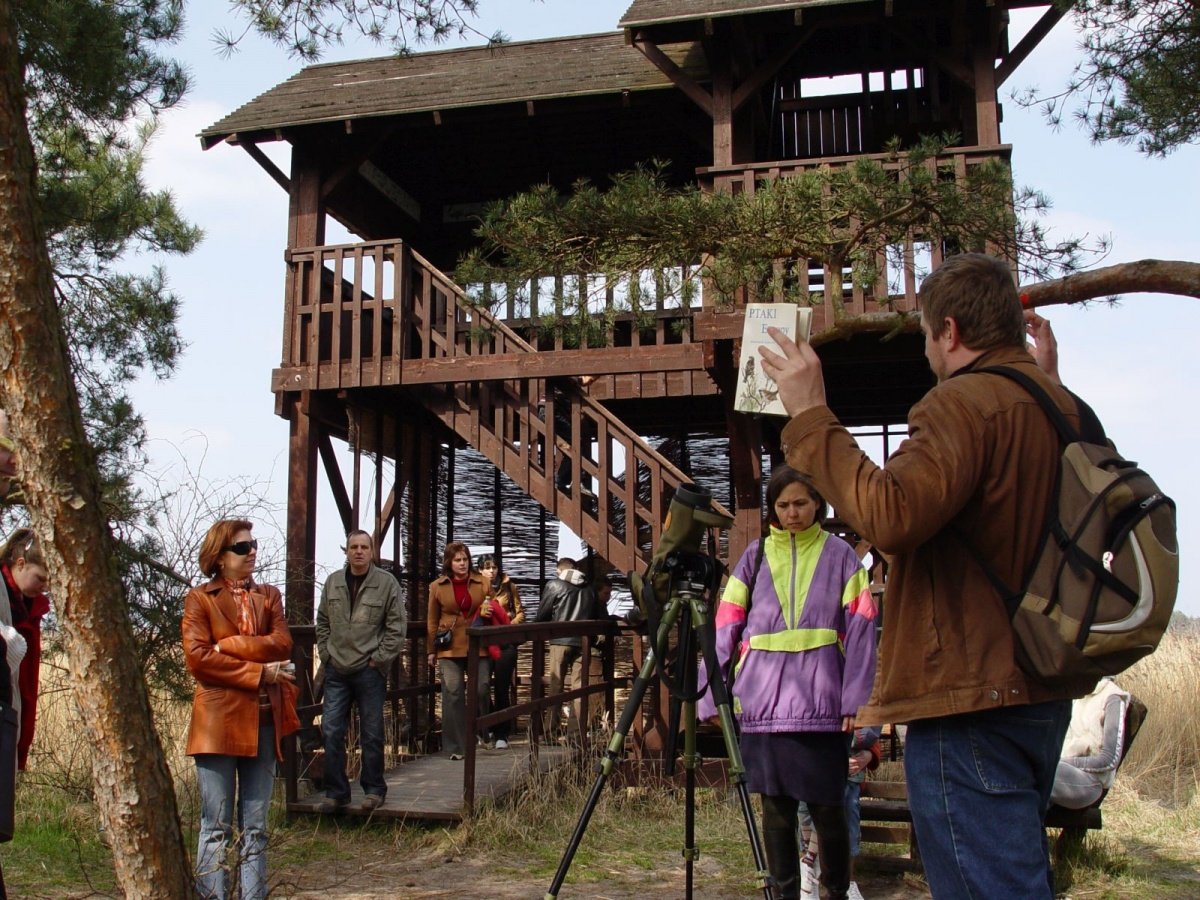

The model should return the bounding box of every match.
[8,628,1200,897]
[1113,626,1200,806]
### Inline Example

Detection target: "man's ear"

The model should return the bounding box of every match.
[941,317,962,350]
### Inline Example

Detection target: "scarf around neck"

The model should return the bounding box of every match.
[224,577,258,636]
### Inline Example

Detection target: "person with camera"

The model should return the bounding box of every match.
[182,519,299,900]
[477,555,523,750]
[315,530,405,812]
[426,542,490,760]
[702,466,877,900]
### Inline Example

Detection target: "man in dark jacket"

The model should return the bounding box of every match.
[535,557,603,737]
[760,253,1088,899]
[315,530,405,813]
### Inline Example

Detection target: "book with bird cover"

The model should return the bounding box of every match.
[734,303,813,416]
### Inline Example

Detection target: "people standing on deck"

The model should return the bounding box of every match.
[182,519,299,900]
[478,555,523,750]
[426,542,490,760]
[699,465,877,900]
[316,530,405,813]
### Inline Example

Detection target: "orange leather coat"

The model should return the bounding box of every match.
[426,573,488,659]
[182,578,300,760]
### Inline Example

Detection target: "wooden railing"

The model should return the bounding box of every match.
[277,241,732,574]
[698,144,1013,324]
[281,619,624,817]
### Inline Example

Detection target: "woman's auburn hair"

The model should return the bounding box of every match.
[441,540,471,577]
[198,519,254,578]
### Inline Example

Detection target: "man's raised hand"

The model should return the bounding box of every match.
[758,327,827,417]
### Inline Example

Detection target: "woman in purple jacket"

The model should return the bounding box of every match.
[706,465,877,900]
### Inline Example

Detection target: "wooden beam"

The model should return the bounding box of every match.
[241,142,290,194]
[320,125,400,200]
[285,393,319,625]
[888,21,974,90]
[731,26,816,113]
[632,35,713,117]
[710,36,734,166]
[996,5,1065,87]
[317,431,353,532]
[394,344,705,385]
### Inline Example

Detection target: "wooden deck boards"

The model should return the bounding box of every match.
[287,741,571,823]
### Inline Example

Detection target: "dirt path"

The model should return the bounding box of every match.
[275,847,931,898]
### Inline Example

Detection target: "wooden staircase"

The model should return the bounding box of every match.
[276,239,732,574]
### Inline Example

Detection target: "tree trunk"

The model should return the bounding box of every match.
[0,1,192,896]
[1021,259,1200,308]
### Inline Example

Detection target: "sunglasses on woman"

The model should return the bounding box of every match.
[223,539,258,556]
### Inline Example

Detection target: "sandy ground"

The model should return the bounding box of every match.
[274,846,932,898]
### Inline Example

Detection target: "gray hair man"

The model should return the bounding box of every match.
[315,530,405,813]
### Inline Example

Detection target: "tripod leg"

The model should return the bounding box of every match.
[544,596,685,900]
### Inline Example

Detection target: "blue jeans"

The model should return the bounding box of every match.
[322,665,388,802]
[904,700,1071,899]
[194,722,276,900]
[844,780,862,857]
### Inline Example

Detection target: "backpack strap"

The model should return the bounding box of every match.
[972,365,1083,445]
[951,365,1079,618]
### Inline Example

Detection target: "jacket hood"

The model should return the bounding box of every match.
[559,568,586,586]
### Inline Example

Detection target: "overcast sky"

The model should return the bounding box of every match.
[129,1,1199,615]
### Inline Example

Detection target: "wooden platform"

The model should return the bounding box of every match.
[287,740,571,822]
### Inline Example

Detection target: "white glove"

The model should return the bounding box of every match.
[0,623,26,669]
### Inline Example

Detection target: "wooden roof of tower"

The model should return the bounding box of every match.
[619,0,865,28]
[199,32,706,148]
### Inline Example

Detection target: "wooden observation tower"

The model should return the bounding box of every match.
[200,0,1065,766]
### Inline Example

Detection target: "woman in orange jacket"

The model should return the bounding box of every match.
[425,541,490,759]
[182,519,299,900]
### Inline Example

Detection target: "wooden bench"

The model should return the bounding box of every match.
[858,695,1147,872]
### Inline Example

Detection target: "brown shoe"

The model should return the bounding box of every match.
[315,796,345,814]
[361,794,384,812]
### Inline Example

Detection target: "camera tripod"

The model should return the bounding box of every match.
[544,553,775,899]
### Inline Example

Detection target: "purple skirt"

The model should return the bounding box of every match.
[740,731,850,805]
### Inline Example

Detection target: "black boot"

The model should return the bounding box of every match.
[762,826,801,899]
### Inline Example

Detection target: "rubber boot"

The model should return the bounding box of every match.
[762,827,801,899]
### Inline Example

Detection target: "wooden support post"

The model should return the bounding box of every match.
[285,392,319,626]
[710,34,735,167]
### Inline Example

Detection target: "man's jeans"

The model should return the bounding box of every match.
[323,665,388,802]
[904,699,1072,899]
[194,722,276,900]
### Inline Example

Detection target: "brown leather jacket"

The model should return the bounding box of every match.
[427,573,488,658]
[182,578,299,759]
[781,346,1097,724]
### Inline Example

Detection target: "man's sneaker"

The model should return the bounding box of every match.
[847,881,866,900]
[494,739,509,750]
[315,797,345,814]
[449,753,464,760]
[799,853,820,898]
[361,794,384,812]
